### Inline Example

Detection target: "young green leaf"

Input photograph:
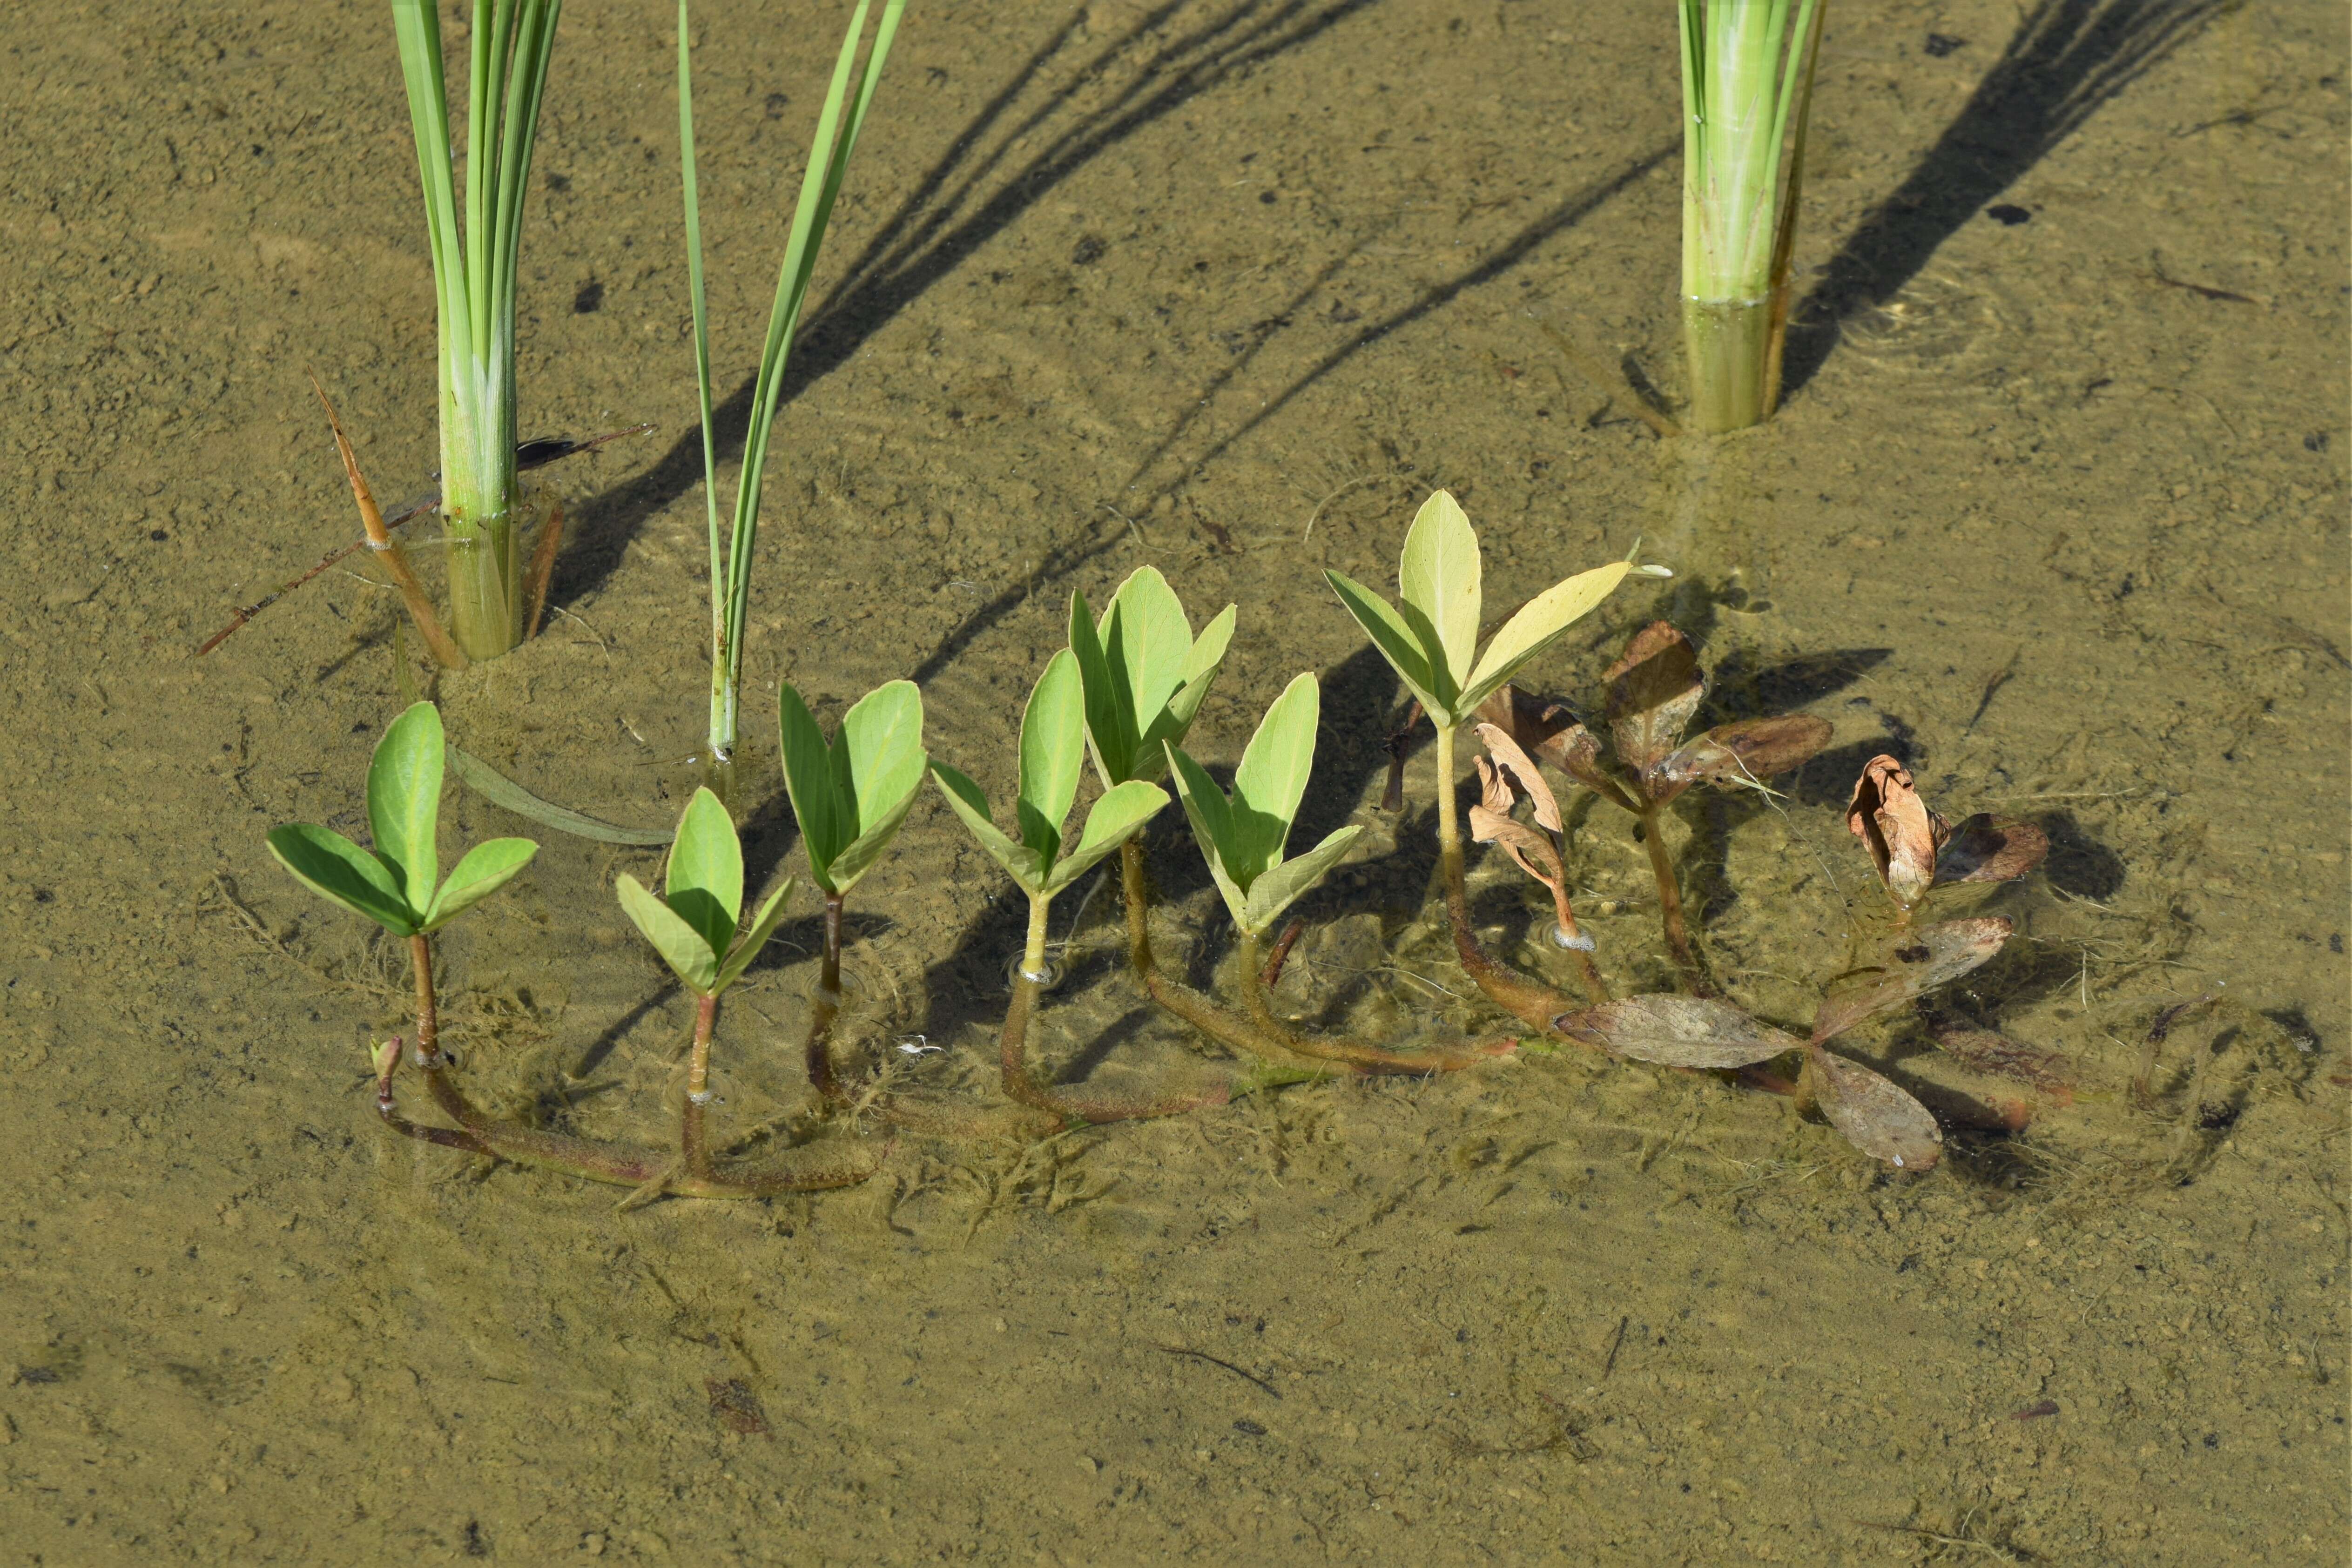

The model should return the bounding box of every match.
[664,787,744,962]
[1324,569,1449,722]
[1043,779,1168,895]
[616,873,720,995]
[368,701,446,911]
[1149,604,1238,754]
[714,874,798,994]
[1071,570,1238,786]
[778,679,927,895]
[776,683,845,880]
[424,837,539,931]
[1396,490,1482,692]
[930,763,1044,893]
[1016,649,1086,866]
[826,679,926,892]
[266,824,418,936]
[1228,673,1321,880]
[1165,743,1249,928]
[1240,823,1364,935]
[1460,561,1636,713]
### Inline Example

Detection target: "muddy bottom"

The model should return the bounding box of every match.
[2,0,2346,1562]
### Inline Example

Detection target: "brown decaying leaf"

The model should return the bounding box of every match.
[1474,755,1516,816]
[1644,713,1834,804]
[1475,686,1579,757]
[1807,1046,1942,1170]
[1846,755,1948,908]
[1470,802,1567,895]
[1474,723,1562,833]
[1811,917,2014,1043]
[1553,994,1804,1069]
[1930,1022,2075,1102]
[1604,622,1705,772]
[1933,813,2049,888]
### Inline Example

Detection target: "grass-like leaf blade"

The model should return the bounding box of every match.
[1325,569,1449,723]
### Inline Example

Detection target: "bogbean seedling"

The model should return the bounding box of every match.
[1324,488,1653,1036]
[269,705,882,1200]
[1165,674,1516,1075]
[930,649,1214,1124]
[775,679,928,1102]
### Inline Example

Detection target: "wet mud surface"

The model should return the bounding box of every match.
[1,0,2346,1561]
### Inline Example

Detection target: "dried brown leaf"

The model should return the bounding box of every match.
[1846,755,1948,908]
[1469,803,1563,888]
[1808,1046,1942,1170]
[1812,917,2014,1043]
[1604,622,1704,771]
[1933,814,2049,888]
[1474,722,1562,834]
[1554,995,1804,1069]
[1645,714,1834,804]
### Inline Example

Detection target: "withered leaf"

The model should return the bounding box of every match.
[1933,813,2049,888]
[1554,995,1804,1069]
[1475,685,1578,756]
[1846,755,1948,908]
[1644,714,1834,804]
[1807,1046,1942,1170]
[1929,1022,2074,1100]
[1474,722,1562,833]
[1812,917,2014,1043]
[1470,803,1565,890]
[1473,755,1516,816]
[1604,622,1704,772]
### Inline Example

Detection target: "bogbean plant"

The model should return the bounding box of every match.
[269,491,2054,1198]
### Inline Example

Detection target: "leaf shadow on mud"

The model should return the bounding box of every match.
[1780,0,2228,397]
[553,0,1386,615]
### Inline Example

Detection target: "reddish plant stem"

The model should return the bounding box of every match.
[805,894,847,1103]
[682,991,720,1181]
[1638,803,1711,992]
[1259,919,1305,989]
[521,492,564,641]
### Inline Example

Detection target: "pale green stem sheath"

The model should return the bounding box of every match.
[392,0,563,659]
[1677,0,1826,432]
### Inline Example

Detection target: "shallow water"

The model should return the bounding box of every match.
[4,0,2347,1561]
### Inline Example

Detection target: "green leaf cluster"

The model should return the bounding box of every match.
[1166,674,1364,938]
[1068,567,1236,787]
[777,680,927,897]
[1325,490,1635,729]
[616,789,795,996]
[932,650,1166,898]
[267,702,538,938]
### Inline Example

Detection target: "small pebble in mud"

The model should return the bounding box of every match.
[1924,32,1966,56]
[1986,204,2032,226]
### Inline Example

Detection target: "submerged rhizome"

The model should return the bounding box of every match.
[267,491,2062,1207]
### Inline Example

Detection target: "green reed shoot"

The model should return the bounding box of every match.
[1677,0,1827,431]
[679,0,907,760]
[391,0,563,659]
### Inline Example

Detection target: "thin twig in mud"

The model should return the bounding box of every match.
[1097,502,1150,549]
[1301,470,1420,543]
[1600,1314,1629,1379]
[1160,1345,1282,1400]
[1860,1509,2025,1564]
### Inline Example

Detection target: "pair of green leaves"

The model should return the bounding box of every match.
[267,702,539,938]
[777,679,926,898]
[1166,673,1364,938]
[617,789,795,997]
[932,650,1166,899]
[1325,490,1641,730]
[1068,566,1236,787]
